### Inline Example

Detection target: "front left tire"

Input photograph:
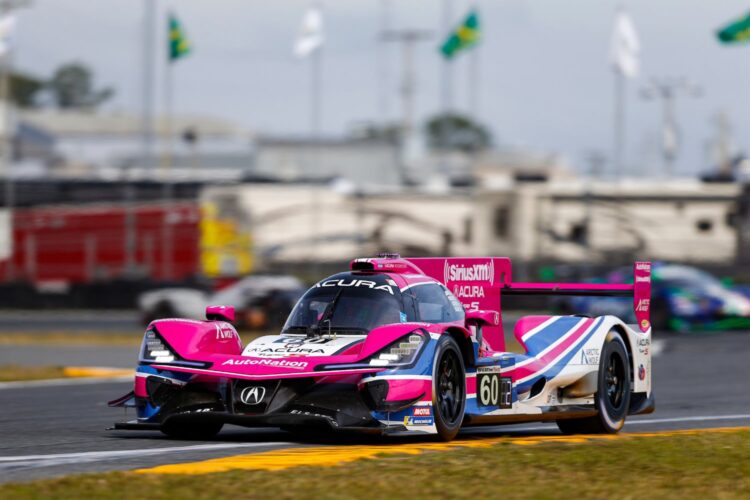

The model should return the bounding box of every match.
[432,336,466,441]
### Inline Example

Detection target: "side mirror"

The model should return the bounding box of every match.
[465,309,500,327]
[206,305,235,323]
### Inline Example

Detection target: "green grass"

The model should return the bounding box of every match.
[2,430,748,499]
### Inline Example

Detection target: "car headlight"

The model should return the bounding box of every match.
[368,332,425,367]
[140,329,176,363]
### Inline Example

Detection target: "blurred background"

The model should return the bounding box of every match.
[0,0,750,336]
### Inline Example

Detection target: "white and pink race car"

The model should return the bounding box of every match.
[110,254,653,441]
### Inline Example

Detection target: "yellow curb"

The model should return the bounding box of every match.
[134,425,750,475]
[62,366,133,378]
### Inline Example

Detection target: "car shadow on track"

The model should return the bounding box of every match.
[103,424,562,447]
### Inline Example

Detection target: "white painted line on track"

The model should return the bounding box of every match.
[627,414,750,425]
[0,442,295,470]
[465,414,750,434]
[0,376,132,390]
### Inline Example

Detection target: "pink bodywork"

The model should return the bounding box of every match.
[205,305,235,322]
[148,320,451,381]
[633,261,652,332]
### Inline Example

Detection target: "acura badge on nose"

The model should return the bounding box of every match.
[240,386,266,405]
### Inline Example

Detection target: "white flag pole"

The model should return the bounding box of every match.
[614,67,624,181]
[294,4,324,268]
[610,8,640,181]
[161,52,174,282]
[310,37,321,267]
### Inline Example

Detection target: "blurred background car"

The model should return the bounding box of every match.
[138,275,304,329]
[555,263,750,332]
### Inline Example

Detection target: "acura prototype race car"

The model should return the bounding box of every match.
[110,255,654,441]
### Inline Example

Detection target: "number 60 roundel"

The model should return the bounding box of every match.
[477,367,512,408]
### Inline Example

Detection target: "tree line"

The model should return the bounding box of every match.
[10,62,113,110]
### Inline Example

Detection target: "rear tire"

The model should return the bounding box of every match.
[432,336,466,441]
[557,331,631,434]
[161,419,224,440]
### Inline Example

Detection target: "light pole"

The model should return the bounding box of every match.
[381,29,432,183]
[640,78,701,177]
[127,0,157,278]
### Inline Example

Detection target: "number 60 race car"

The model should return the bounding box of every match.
[110,255,654,441]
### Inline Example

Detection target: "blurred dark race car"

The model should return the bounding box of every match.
[556,264,750,332]
[138,275,305,329]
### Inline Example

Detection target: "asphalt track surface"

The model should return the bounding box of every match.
[1,330,749,483]
[0,310,142,332]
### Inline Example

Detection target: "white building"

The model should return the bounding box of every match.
[204,177,741,267]
[474,178,740,264]
[19,109,253,181]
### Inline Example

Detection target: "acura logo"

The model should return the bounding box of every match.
[239,386,266,405]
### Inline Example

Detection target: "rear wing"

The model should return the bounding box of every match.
[403,257,652,335]
[504,262,652,332]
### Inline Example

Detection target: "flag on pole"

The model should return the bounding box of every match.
[168,13,191,62]
[610,10,640,78]
[293,6,324,58]
[440,10,480,60]
[717,11,750,44]
[0,14,16,58]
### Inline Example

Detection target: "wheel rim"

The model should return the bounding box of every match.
[437,350,462,425]
[605,351,625,409]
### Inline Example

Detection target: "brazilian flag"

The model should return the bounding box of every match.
[169,13,191,62]
[441,10,480,59]
[717,11,750,44]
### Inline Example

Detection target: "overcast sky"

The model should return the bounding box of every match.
[12,0,750,177]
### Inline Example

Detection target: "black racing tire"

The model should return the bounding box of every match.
[432,336,466,441]
[161,419,224,440]
[557,331,631,434]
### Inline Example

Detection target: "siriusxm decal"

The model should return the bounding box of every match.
[444,260,494,285]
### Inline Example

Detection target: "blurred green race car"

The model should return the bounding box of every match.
[557,264,750,332]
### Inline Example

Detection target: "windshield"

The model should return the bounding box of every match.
[283,280,404,334]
